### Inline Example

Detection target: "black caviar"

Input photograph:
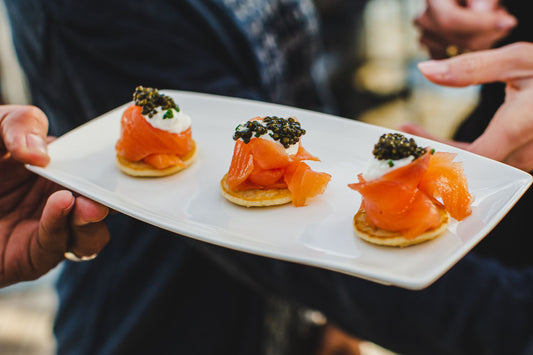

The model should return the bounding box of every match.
[133,86,179,118]
[373,133,427,160]
[233,116,306,148]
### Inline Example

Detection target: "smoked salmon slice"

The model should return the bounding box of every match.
[115,105,194,168]
[349,151,472,239]
[226,137,330,206]
[251,139,291,169]
[362,189,442,239]
[226,140,255,190]
[419,152,473,220]
[284,161,332,207]
[349,152,431,215]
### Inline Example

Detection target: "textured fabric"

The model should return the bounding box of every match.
[218,0,322,108]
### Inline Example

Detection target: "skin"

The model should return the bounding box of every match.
[402,42,533,172]
[0,105,110,288]
[316,324,362,355]
[414,0,517,59]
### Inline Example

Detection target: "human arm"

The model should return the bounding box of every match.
[402,42,533,171]
[0,105,110,287]
[414,0,517,59]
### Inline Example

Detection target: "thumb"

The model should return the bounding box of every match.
[0,105,50,166]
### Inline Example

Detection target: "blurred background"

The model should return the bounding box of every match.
[0,0,479,354]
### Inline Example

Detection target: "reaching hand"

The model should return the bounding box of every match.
[403,42,533,172]
[414,0,517,59]
[0,105,110,288]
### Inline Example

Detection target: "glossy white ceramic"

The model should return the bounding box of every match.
[27,90,532,289]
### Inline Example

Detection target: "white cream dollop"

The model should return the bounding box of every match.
[236,121,300,155]
[143,107,191,134]
[362,156,414,181]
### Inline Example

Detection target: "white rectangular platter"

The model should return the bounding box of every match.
[27,90,532,289]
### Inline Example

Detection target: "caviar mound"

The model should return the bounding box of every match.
[373,132,426,160]
[133,85,180,117]
[233,116,305,147]
[221,117,330,207]
[115,87,196,177]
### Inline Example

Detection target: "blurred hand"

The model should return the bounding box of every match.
[0,105,110,288]
[415,0,517,59]
[315,324,361,355]
[402,42,533,172]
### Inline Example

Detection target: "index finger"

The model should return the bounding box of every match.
[0,105,50,166]
[417,43,533,87]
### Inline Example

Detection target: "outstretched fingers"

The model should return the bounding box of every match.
[418,43,533,87]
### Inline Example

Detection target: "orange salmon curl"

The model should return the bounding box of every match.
[115,104,194,169]
[349,151,473,239]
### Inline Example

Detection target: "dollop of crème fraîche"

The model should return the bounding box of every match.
[362,155,414,181]
[142,106,191,134]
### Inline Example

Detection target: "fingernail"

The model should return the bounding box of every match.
[26,133,48,155]
[471,0,491,12]
[418,61,449,76]
[497,16,517,29]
